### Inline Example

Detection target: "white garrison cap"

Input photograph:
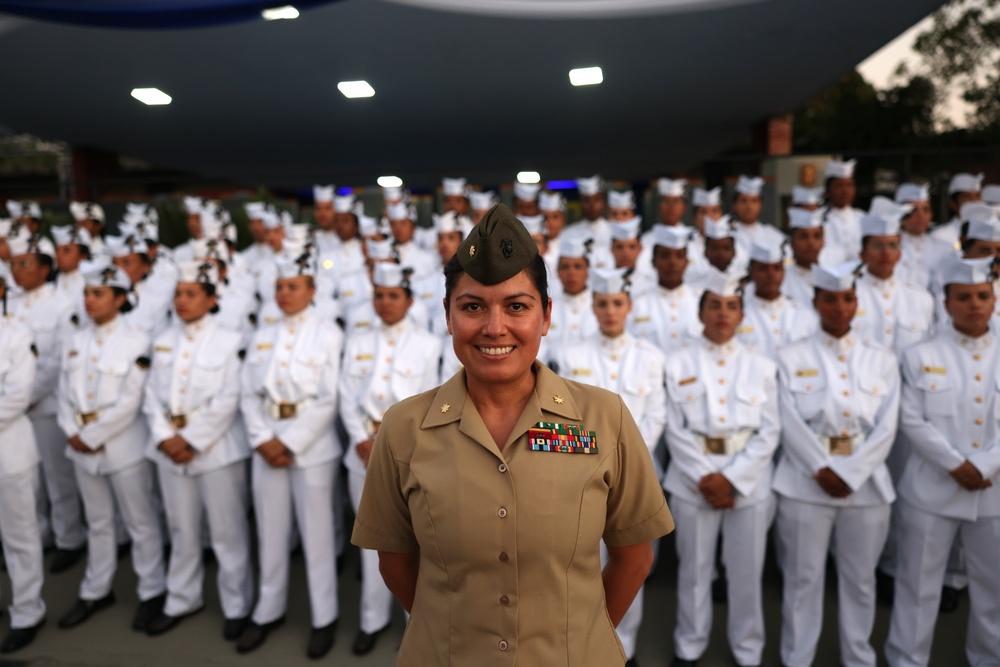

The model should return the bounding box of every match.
[702,266,743,297]
[285,223,312,247]
[201,216,237,245]
[967,217,1000,243]
[813,261,860,292]
[895,183,930,204]
[432,211,469,236]
[8,232,55,259]
[652,224,691,249]
[693,186,722,207]
[576,175,603,196]
[538,191,565,212]
[442,177,468,197]
[260,209,282,230]
[81,260,131,291]
[948,172,984,194]
[960,202,999,225]
[704,216,736,240]
[275,253,317,279]
[358,213,380,237]
[824,159,857,180]
[519,214,546,236]
[736,176,764,196]
[591,267,632,295]
[126,202,158,224]
[940,256,995,286]
[69,201,105,223]
[792,186,824,206]
[183,196,203,215]
[607,190,635,210]
[106,234,149,258]
[657,178,687,197]
[513,182,540,202]
[333,195,355,214]
[244,201,267,220]
[177,260,219,287]
[0,219,11,237]
[981,184,1000,206]
[313,184,335,203]
[192,237,231,263]
[120,217,160,243]
[868,195,911,217]
[469,190,497,210]
[382,186,404,203]
[860,212,902,238]
[788,207,823,229]
[52,225,92,248]
[749,240,784,264]
[5,200,42,219]
[558,236,590,259]
[610,217,642,241]
[386,202,414,222]
[366,237,396,261]
[372,262,412,289]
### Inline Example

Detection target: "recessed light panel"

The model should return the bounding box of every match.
[130,88,172,105]
[517,171,541,184]
[377,176,403,188]
[569,67,603,86]
[262,5,299,20]
[337,80,375,98]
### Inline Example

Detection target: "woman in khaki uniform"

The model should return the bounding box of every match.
[352,204,674,667]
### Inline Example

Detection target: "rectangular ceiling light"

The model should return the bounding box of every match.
[517,171,540,184]
[569,67,603,87]
[377,176,403,188]
[337,80,375,98]
[261,5,299,20]
[130,88,172,105]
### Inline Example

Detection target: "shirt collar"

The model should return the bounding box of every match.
[380,318,409,339]
[700,334,738,357]
[953,329,993,353]
[282,307,310,327]
[600,332,629,351]
[182,315,210,338]
[820,329,856,353]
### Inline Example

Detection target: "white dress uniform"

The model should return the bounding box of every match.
[56,291,166,606]
[317,237,365,290]
[854,271,934,354]
[898,231,950,291]
[885,258,1000,667]
[737,293,817,360]
[342,297,429,339]
[629,283,701,352]
[663,315,779,666]
[143,308,252,622]
[773,282,899,667]
[339,292,441,636]
[821,205,865,266]
[928,217,963,255]
[240,303,344,630]
[0,320,46,631]
[412,271,448,336]
[547,289,598,352]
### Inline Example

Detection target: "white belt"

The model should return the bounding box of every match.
[264,397,313,420]
[695,430,753,456]
[825,433,864,457]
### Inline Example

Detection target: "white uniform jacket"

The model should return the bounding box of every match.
[123,279,171,339]
[928,217,963,256]
[662,337,779,508]
[8,282,75,417]
[897,330,1000,521]
[0,321,39,477]
[240,307,344,469]
[821,206,865,265]
[547,290,598,351]
[773,331,899,506]
[628,283,702,352]
[737,294,817,360]
[143,317,248,476]
[56,317,151,475]
[898,231,950,291]
[854,272,934,354]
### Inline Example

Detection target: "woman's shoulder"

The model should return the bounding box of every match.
[379,386,443,455]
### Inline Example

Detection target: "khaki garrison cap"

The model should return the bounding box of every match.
[456,203,538,285]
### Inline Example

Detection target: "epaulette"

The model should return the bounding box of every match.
[136,356,151,370]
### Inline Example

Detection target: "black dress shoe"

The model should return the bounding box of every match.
[223,616,250,641]
[132,594,166,631]
[671,657,698,667]
[307,620,337,659]
[50,547,86,574]
[58,592,116,629]
[939,585,960,613]
[351,624,389,655]
[146,605,204,636]
[0,618,44,653]
[236,617,284,654]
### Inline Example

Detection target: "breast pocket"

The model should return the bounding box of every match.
[670,380,706,432]
[152,353,174,399]
[735,383,766,429]
[289,355,326,396]
[193,357,226,397]
[914,373,953,418]
[245,352,270,391]
[620,376,653,419]
[787,376,826,421]
[390,363,429,400]
[96,357,130,408]
[856,377,888,425]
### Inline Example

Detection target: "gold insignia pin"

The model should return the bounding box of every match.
[440,403,451,413]
[553,395,565,404]
[469,245,476,257]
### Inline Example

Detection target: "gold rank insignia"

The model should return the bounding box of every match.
[796,369,819,377]
[469,245,476,257]
[571,369,591,376]
[678,376,697,386]
[922,365,947,375]
[154,346,172,352]
[737,325,754,334]
[553,395,565,404]
[356,353,374,361]
[440,403,451,413]
[256,343,273,350]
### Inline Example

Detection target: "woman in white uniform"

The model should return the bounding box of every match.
[339,262,442,655]
[238,253,345,659]
[55,261,167,632]
[142,261,252,638]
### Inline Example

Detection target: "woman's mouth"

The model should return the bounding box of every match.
[477,345,514,356]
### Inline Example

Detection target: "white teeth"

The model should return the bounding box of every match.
[479,346,514,356]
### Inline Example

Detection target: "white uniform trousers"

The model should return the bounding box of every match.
[671,496,771,666]
[30,413,86,550]
[600,541,643,659]
[776,497,890,667]
[348,469,393,634]
[0,466,46,628]
[158,462,253,619]
[885,502,1000,667]
[75,461,166,601]
[251,457,339,628]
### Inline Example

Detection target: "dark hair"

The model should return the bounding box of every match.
[443,253,549,313]
[37,253,56,283]
[112,286,134,314]
[698,290,744,311]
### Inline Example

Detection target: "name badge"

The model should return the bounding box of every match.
[256,343,273,350]
[678,376,697,386]
[922,365,946,375]
[356,353,374,361]
[154,346,172,353]
[796,369,819,377]
[528,421,598,454]
[737,325,755,334]
[634,316,651,323]
[571,369,591,376]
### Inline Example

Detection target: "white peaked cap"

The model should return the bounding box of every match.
[386,202,414,222]
[52,225,92,248]
[591,267,632,295]
[81,260,131,291]
[813,261,860,292]
[792,186,824,206]
[5,200,42,219]
[433,211,467,235]
[610,217,642,241]
[652,224,691,249]
[788,207,823,229]
[750,240,784,264]
[358,213,380,237]
[702,266,743,297]
[513,182,540,202]
[192,237,231,263]
[538,191,564,212]
[366,237,396,261]
[313,184,335,203]
[940,256,995,286]
[69,201,105,223]
[469,190,497,210]
[8,232,55,259]
[736,176,764,197]
[981,184,1000,206]
[948,172,984,194]
[183,196,203,215]
[177,260,219,287]
[607,190,635,210]
[657,178,687,197]
[704,216,736,240]
[693,186,722,207]
[441,177,468,197]
[895,183,930,204]
[244,202,267,220]
[576,175,603,196]
[276,253,317,279]
[382,186,404,203]
[824,159,857,179]
[334,195,355,214]
[373,262,412,289]
[558,236,590,259]
[519,214,546,236]
[106,234,149,258]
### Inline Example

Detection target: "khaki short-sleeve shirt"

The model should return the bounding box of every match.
[352,361,674,667]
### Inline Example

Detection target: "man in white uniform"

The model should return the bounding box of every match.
[930,172,984,255]
[629,225,702,351]
[820,159,866,265]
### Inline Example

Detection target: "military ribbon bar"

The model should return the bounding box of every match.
[528,421,598,454]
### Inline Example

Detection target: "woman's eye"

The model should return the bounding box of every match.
[463,303,480,311]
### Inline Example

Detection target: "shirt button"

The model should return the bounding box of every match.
[86,392,94,399]
[183,352,190,359]
[499,552,509,563]
[973,354,981,361]
[975,418,984,426]
[838,355,846,362]
[975,396,983,404]
[498,463,507,473]
[976,374,983,381]
[498,507,507,518]
[91,356,98,363]
[87,374,93,381]
[719,378,726,385]
[718,398,726,405]
[382,374,389,381]
[718,416,726,423]
[843,390,850,397]
[973,441,982,448]
[499,596,509,606]
[610,373,618,380]
[498,640,508,651]
[840,373,848,380]
[843,410,851,417]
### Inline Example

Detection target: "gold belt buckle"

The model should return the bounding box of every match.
[169,414,187,429]
[278,403,297,420]
[704,436,725,455]
[829,436,853,456]
[78,412,98,426]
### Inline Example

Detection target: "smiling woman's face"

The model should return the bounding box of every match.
[446,270,551,388]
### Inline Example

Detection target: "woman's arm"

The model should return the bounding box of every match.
[602,541,653,627]
[378,550,420,613]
